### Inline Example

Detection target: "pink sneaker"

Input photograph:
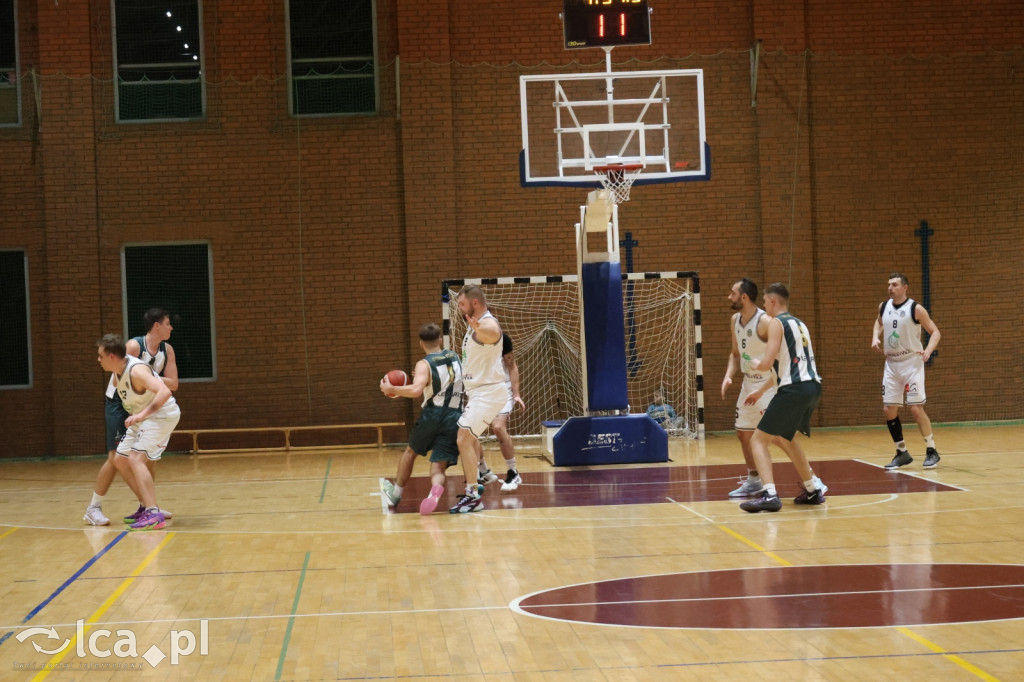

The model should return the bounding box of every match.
[419,484,445,515]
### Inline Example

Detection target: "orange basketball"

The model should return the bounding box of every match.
[384,369,408,398]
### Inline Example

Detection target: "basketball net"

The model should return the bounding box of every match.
[593,163,643,204]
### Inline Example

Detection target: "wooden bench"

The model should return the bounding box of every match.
[174,422,405,458]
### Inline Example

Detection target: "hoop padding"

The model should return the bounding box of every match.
[442,273,704,440]
[594,164,643,203]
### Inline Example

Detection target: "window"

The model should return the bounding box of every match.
[122,242,216,381]
[113,0,204,121]
[0,0,19,126]
[0,250,31,388]
[287,0,377,116]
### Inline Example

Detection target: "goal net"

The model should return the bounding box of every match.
[442,272,704,440]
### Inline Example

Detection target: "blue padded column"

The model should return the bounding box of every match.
[582,260,628,410]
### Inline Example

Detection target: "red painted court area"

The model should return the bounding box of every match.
[513,563,1024,629]
[388,459,961,514]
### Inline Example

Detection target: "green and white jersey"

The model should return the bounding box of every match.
[423,349,464,410]
[881,298,923,362]
[774,312,822,387]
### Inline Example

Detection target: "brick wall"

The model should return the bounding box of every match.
[0,0,1020,457]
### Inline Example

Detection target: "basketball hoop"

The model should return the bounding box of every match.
[593,163,643,204]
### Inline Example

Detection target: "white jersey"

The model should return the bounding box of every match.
[774,312,822,387]
[461,311,506,392]
[105,335,169,398]
[881,298,923,361]
[734,309,776,389]
[114,356,179,417]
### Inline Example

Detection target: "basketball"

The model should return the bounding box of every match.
[384,369,408,398]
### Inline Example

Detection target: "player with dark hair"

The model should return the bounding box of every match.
[380,323,464,515]
[871,272,942,469]
[97,334,180,530]
[84,308,177,526]
[739,283,828,513]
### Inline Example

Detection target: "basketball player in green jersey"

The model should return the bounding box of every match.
[871,272,942,469]
[740,283,828,513]
[380,323,464,515]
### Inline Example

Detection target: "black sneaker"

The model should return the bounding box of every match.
[740,490,782,513]
[794,487,826,505]
[449,494,483,514]
[923,448,941,469]
[885,449,913,470]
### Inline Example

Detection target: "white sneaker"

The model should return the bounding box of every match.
[84,506,110,526]
[728,478,764,498]
[477,469,499,485]
[501,470,522,491]
[158,508,173,519]
[812,476,828,495]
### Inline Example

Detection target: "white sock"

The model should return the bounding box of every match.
[478,462,489,474]
[896,440,907,451]
[803,479,816,492]
[924,434,935,448]
[90,493,104,508]
[764,483,777,496]
[505,457,517,472]
[748,472,761,482]
[394,485,404,497]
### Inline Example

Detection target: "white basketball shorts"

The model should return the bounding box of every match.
[117,404,181,461]
[883,356,927,406]
[735,379,777,431]
[459,383,508,438]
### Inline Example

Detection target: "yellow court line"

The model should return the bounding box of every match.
[896,627,1001,682]
[0,527,18,542]
[31,532,176,681]
[715,524,793,566]
[716,523,999,681]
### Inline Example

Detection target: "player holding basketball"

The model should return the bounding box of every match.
[85,308,177,526]
[379,323,464,515]
[450,285,506,513]
[97,334,180,530]
[720,278,777,498]
[739,284,828,513]
[871,272,942,469]
[475,332,526,492]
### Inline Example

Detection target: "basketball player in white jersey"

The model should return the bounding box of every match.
[97,334,180,530]
[450,285,506,513]
[721,278,777,498]
[85,308,178,526]
[475,332,526,492]
[740,283,828,513]
[871,272,942,469]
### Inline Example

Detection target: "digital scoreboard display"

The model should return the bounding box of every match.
[562,0,652,50]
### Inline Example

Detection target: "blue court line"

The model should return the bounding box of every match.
[0,531,128,648]
[318,457,333,503]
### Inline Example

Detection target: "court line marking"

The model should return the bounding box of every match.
[5,496,1024,536]
[274,551,310,681]
[0,526,17,541]
[0,531,128,650]
[853,458,971,491]
[29,532,175,681]
[709,524,1001,681]
[318,457,333,503]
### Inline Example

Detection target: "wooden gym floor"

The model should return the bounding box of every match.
[1,423,1023,680]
